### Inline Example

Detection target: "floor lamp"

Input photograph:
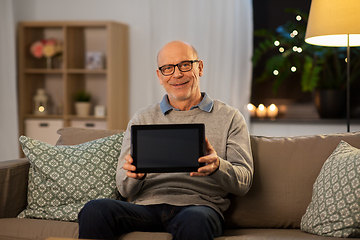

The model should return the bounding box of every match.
[304,0,360,132]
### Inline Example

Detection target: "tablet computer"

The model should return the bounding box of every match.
[131,124,205,173]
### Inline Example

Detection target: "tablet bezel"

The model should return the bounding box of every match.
[131,124,205,173]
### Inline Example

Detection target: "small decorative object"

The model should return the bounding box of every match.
[86,52,104,69]
[256,104,267,118]
[247,103,256,117]
[30,39,62,69]
[30,41,43,59]
[74,90,91,116]
[267,104,279,120]
[33,88,48,115]
[94,105,106,117]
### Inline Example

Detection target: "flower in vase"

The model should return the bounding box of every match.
[30,41,43,58]
[29,39,62,59]
[43,39,56,58]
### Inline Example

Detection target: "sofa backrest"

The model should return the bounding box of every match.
[224,131,360,229]
[55,128,360,229]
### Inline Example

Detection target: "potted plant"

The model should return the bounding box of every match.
[253,9,360,118]
[74,90,91,116]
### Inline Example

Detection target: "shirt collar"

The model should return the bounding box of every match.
[160,92,214,115]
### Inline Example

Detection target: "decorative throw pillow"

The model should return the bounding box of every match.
[301,140,360,237]
[18,132,124,221]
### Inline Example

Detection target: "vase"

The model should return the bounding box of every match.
[314,89,346,118]
[75,102,91,116]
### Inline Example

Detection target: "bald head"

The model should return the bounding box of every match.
[157,41,199,67]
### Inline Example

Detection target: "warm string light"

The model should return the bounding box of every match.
[292,46,303,53]
[272,15,303,78]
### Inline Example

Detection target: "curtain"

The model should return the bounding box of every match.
[148,0,253,120]
[0,0,19,161]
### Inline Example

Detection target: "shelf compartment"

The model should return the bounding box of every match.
[66,73,107,116]
[66,26,107,70]
[21,26,64,69]
[21,73,64,115]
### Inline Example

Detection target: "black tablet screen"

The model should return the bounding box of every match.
[131,124,205,173]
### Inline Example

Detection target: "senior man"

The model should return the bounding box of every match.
[78,40,253,240]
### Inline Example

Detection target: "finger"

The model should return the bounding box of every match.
[126,171,136,178]
[198,153,217,163]
[190,164,214,177]
[123,162,136,172]
[190,172,207,177]
[127,171,145,179]
[124,154,133,163]
[198,163,216,173]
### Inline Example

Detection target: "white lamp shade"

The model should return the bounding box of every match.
[305,0,360,47]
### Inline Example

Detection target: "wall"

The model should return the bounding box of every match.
[1,0,253,161]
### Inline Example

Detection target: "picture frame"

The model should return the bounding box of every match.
[85,52,104,69]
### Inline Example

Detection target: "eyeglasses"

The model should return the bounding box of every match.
[158,60,200,76]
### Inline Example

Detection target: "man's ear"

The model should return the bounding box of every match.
[156,69,164,85]
[198,60,204,77]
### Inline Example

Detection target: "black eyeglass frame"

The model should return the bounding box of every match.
[158,60,200,76]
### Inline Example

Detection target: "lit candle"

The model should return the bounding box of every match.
[256,104,267,118]
[267,104,278,119]
[247,103,256,117]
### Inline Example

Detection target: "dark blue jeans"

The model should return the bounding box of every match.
[78,199,224,240]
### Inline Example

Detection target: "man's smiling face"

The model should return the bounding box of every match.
[156,41,203,111]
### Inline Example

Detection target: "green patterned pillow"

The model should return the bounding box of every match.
[18,133,124,221]
[301,140,360,237]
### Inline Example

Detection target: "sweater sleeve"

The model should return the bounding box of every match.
[115,116,145,198]
[210,110,254,196]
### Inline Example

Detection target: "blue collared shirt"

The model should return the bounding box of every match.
[160,92,214,115]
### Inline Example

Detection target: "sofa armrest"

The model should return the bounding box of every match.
[0,158,29,218]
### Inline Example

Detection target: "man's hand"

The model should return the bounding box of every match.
[190,138,220,177]
[123,154,146,179]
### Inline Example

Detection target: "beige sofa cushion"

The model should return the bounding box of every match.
[56,127,124,145]
[0,218,78,240]
[224,132,360,229]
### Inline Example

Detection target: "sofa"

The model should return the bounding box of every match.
[1,127,360,240]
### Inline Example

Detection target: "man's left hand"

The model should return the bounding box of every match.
[190,138,219,177]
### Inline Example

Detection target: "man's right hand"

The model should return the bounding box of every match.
[123,154,146,179]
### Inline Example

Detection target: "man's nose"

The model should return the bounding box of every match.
[173,66,183,77]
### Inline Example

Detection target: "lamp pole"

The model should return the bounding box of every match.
[347,34,350,133]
